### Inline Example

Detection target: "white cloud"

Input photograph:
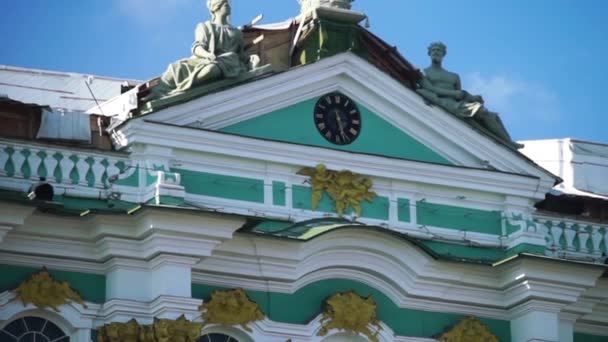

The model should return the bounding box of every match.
[463,72,560,122]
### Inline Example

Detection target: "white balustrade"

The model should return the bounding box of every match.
[0,141,130,190]
[536,217,607,259]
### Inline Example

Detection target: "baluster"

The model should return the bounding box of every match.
[75,154,89,185]
[549,221,563,249]
[59,153,73,184]
[100,159,110,187]
[19,149,32,179]
[0,144,10,176]
[28,148,42,180]
[36,150,49,179]
[92,157,105,188]
[11,146,26,178]
[83,156,95,187]
[51,152,63,183]
[577,225,590,254]
[590,225,603,254]
[68,154,80,184]
[563,223,577,251]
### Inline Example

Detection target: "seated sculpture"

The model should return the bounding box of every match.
[146,0,259,100]
[416,42,522,149]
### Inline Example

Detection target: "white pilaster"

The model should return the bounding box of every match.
[558,315,576,342]
[511,302,560,342]
[105,255,199,302]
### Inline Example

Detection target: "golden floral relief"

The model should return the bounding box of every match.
[439,316,499,342]
[12,267,85,311]
[298,164,376,217]
[199,288,264,332]
[97,315,202,342]
[318,291,382,342]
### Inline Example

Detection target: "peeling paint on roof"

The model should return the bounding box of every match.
[0,65,141,113]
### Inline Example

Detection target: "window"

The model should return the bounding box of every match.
[198,333,239,342]
[0,317,69,342]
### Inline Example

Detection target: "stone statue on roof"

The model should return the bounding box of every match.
[145,0,261,100]
[417,42,523,149]
[298,0,355,12]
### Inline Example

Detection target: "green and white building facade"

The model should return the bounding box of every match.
[0,2,607,342]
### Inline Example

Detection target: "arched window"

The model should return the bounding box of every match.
[0,316,69,342]
[198,333,239,342]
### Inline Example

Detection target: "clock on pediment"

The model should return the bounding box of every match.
[313,92,362,145]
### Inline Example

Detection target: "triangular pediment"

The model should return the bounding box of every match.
[135,52,555,184]
[219,97,452,165]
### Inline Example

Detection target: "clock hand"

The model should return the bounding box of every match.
[334,113,350,142]
[335,111,345,133]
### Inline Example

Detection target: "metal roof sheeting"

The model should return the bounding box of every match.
[520,139,608,200]
[0,65,140,114]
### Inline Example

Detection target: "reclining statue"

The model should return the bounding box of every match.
[416,42,523,149]
[145,0,260,100]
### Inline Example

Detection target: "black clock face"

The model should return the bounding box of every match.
[314,93,362,145]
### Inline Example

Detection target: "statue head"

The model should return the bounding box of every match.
[427,42,447,63]
[207,0,230,21]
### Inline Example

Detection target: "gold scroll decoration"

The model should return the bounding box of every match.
[199,288,264,332]
[12,267,85,311]
[439,316,499,342]
[298,164,376,217]
[97,315,202,342]
[318,291,382,342]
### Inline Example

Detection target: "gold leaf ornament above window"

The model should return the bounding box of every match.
[199,288,264,332]
[318,291,382,342]
[11,267,85,311]
[439,316,499,342]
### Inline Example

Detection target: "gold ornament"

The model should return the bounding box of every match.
[97,315,202,342]
[12,267,85,311]
[97,319,140,342]
[199,288,264,332]
[318,292,382,342]
[439,316,499,342]
[298,164,376,217]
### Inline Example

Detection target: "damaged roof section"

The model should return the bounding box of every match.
[0,65,141,150]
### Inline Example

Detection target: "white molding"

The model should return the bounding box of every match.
[95,295,202,325]
[123,120,550,201]
[192,230,604,320]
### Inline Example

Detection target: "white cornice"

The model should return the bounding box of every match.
[120,120,550,200]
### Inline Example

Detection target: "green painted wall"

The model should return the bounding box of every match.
[397,198,411,222]
[293,185,334,213]
[574,333,608,342]
[174,168,265,203]
[272,181,286,206]
[220,99,452,165]
[292,185,389,220]
[417,201,502,234]
[0,265,106,303]
[192,279,510,340]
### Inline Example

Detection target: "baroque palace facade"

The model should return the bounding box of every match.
[0,1,607,341]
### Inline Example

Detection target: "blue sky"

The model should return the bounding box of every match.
[1,0,607,143]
